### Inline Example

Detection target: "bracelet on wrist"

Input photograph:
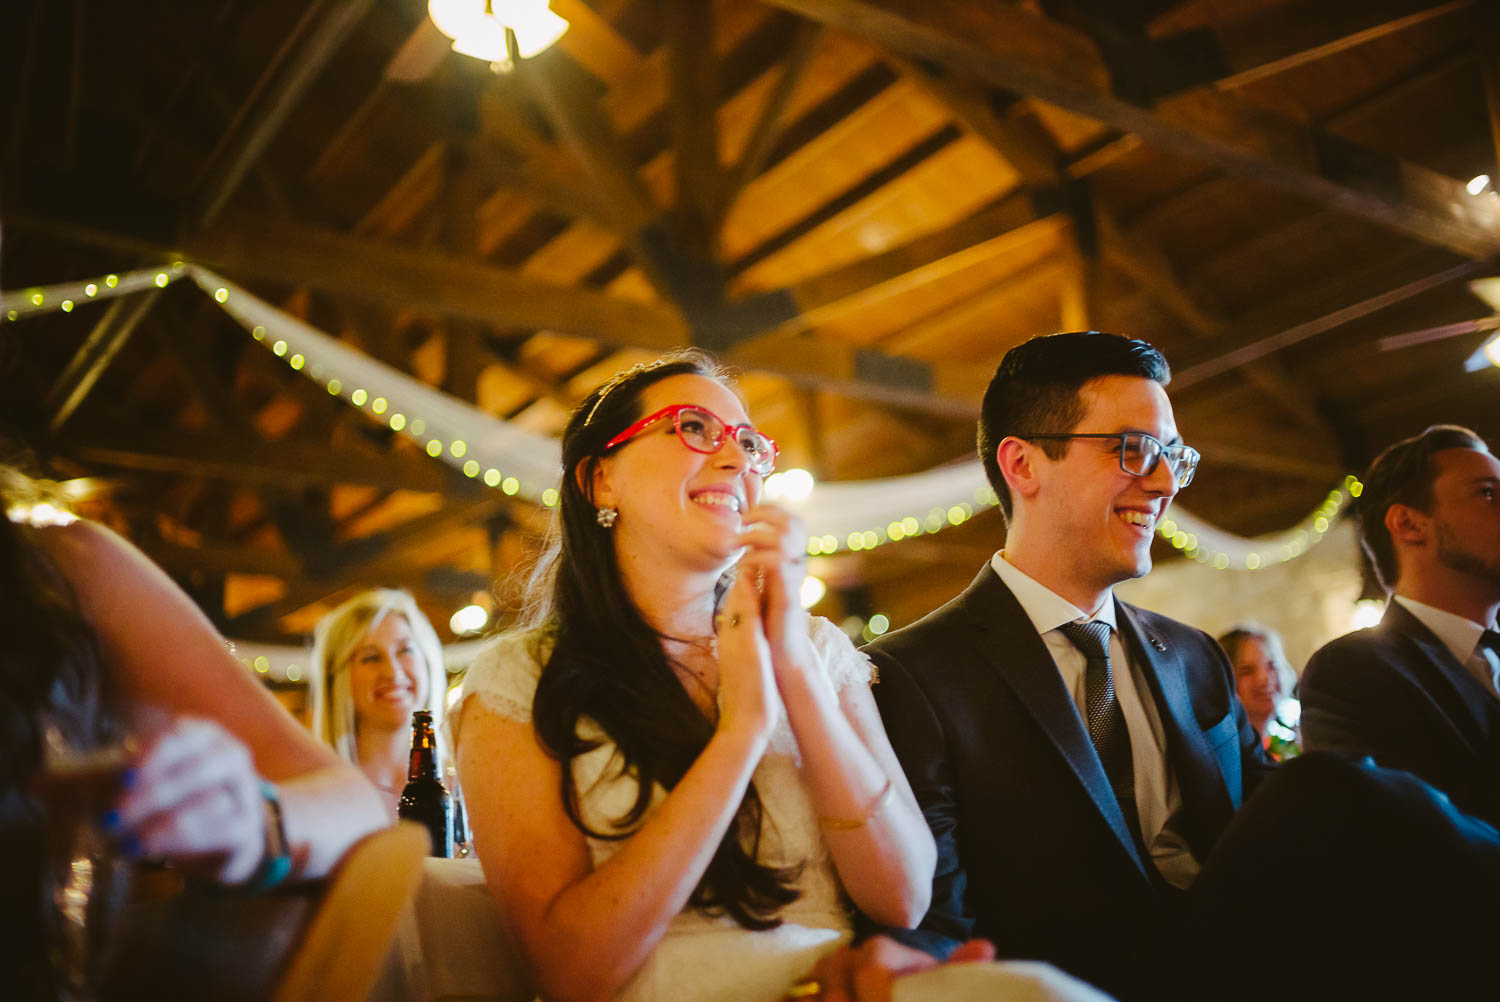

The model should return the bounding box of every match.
[819,778,895,832]
[245,780,292,893]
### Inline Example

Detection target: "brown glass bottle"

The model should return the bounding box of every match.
[397,710,453,857]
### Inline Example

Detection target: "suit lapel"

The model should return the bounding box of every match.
[1115,600,1236,837]
[1385,603,1500,755]
[959,569,1150,880]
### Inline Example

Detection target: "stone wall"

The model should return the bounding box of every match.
[1115,520,1372,674]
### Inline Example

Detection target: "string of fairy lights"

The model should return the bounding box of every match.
[6,264,1362,576]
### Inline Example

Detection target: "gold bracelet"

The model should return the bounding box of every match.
[819,778,895,831]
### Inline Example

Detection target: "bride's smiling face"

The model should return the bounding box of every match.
[591,374,767,570]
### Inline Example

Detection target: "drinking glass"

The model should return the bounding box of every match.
[34,724,137,1001]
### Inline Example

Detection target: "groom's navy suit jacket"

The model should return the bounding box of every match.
[1301,600,1500,827]
[863,566,1273,997]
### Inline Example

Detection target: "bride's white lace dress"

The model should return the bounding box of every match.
[457,616,870,1002]
[455,618,1117,1002]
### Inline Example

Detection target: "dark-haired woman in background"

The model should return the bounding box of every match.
[453,351,936,1002]
[0,467,388,998]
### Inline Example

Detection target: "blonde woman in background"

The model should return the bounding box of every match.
[311,589,453,813]
[1217,623,1302,761]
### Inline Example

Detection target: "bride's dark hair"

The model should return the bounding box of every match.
[528,348,800,930]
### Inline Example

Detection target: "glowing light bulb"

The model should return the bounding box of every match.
[427,0,569,62]
[1466,174,1491,196]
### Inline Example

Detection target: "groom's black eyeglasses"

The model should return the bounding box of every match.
[1016,431,1200,488]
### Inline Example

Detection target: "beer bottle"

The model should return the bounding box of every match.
[397,710,453,857]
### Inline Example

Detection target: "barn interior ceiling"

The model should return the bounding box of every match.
[2,0,1497,643]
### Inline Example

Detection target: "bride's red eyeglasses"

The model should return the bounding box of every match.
[603,405,779,476]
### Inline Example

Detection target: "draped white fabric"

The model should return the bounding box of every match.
[6,263,1353,565]
[1,265,186,318]
[190,267,564,501]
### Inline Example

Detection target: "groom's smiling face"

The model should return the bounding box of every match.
[1030,375,1182,595]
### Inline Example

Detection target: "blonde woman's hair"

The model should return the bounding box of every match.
[1216,622,1299,699]
[309,588,448,765]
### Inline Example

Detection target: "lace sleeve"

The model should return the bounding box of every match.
[808,615,875,692]
[448,629,550,748]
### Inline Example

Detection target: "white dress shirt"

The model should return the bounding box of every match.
[1392,595,1500,701]
[990,552,1197,888]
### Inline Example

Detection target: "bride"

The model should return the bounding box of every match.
[453,350,935,1002]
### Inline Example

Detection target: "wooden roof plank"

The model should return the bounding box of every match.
[762,0,1500,258]
[719,21,824,227]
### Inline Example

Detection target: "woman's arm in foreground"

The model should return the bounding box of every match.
[35,520,387,880]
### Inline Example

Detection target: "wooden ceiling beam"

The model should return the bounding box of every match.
[719,21,823,228]
[768,188,1067,335]
[1207,0,1474,92]
[45,289,163,436]
[889,56,1064,188]
[191,0,375,227]
[227,495,509,631]
[726,333,990,418]
[1189,439,1345,483]
[1172,248,1489,391]
[1481,5,1500,175]
[760,0,1500,259]
[180,215,690,349]
[666,0,722,246]
[1097,207,1221,337]
[521,51,656,234]
[142,536,306,581]
[881,256,1067,356]
[61,426,478,496]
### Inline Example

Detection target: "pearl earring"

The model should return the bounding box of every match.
[595,506,619,528]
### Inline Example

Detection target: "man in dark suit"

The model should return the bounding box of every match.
[858,332,1273,998]
[1300,425,1500,824]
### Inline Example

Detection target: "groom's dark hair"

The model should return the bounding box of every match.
[978,331,1170,521]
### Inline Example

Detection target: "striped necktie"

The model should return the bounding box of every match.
[1058,620,1142,843]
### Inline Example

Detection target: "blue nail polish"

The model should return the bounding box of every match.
[120,767,138,791]
[99,809,121,832]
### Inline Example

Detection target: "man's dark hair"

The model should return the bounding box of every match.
[978,331,1171,520]
[1356,424,1491,591]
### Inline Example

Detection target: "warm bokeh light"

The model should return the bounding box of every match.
[800,575,826,609]
[1351,599,1384,631]
[450,604,489,636]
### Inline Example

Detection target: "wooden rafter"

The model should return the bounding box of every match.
[227,494,509,632]
[181,215,691,348]
[719,21,823,228]
[45,290,163,435]
[760,0,1500,259]
[666,0,722,245]
[520,52,657,233]
[1172,249,1489,390]
[764,188,1068,336]
[191,0,375,227]
[62,426,481,496]
[1203,0,1475,91]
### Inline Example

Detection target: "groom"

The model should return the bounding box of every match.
[861,332,1273,998]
